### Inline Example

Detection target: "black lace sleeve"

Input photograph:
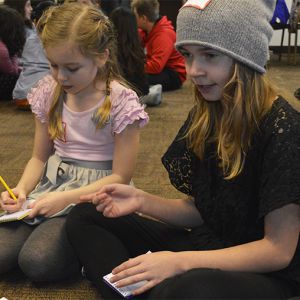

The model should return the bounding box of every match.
[258,98,300,217]
[161,111,196,195]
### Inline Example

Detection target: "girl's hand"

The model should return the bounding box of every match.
[0,188,26,213]
[110,251,184,296]
[27,191,67,218]
[80,184,142,218]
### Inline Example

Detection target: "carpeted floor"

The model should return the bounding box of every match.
[0,53,299,299]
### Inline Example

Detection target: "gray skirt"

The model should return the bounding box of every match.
[26,154,112,225]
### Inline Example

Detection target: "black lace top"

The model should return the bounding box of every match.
[162,97,300,285]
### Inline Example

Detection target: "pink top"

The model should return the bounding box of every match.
[28,75,149,161]
[0,40,19,74]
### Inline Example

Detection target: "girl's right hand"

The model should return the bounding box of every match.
[80,184,143,218]
[0,188,26,213]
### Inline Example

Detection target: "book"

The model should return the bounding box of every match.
[103,251,151,299]
[0,200,32,223]
[103,273,148,299]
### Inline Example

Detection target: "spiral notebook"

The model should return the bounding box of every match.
[0,200,32,223]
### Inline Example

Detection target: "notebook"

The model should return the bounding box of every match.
[0,200,75,224]
[102,251,151,299]
[103,273,148,299]
[0,200,32,223]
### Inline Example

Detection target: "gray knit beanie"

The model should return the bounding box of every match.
[176,0,276,73]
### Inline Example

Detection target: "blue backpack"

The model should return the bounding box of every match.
[271,0,290,25]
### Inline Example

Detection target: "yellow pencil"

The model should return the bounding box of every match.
[0,176,17,201]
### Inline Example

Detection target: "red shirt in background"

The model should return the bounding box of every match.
[139,16,186,83]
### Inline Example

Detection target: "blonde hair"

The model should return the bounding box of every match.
[37,3,122,139]
[64,0,101,7]
[186,63,277,180]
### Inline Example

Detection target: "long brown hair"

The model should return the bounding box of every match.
[186,63,277,179]
[4,0,33,28]
[37,3,123,139]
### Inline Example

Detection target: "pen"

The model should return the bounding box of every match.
[0,176,17,201]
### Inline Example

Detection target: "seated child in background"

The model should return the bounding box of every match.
[0,5,26,100]
[131,0,186,92]
[4,0,33,30]
[110,6,162,106]
[4,0,34,109]
[12,0,55,110]
[0,3,148,282]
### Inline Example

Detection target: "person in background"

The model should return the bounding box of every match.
[290,0,300,32]
[110,6,162,106]
[12,0,55,111]
[0,3,148,282]
[131,0,186,91]
[31,0,50,11]
[4,0,34,109]
[64,0,129,13]
[110,6,149,97]
[66,0,300,299]
[4,0,33,30]
[0,5,26,100]
[100,0,120,15]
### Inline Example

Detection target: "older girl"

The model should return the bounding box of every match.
[67,0,300,299]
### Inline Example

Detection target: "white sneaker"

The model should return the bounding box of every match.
[140,84,162,106]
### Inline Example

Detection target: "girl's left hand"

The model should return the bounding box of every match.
[110,251,184,296]
[27,192,67,218]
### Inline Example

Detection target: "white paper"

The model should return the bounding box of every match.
[0,200,32,223]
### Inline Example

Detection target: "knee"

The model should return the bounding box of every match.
[18,249,50,281]
[0,251,18,274]
[18,248,79,282]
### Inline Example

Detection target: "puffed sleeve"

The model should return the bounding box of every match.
[110,82,149,134]
[27,74,57,123]
[258,102,300,218]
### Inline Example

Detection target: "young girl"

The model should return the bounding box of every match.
[0,5,26,100]
[0,3,148,282]
[66,0,300,299]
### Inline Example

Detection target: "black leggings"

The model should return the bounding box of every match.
[66,203,297,299]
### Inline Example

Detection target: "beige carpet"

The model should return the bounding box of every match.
[0,54,299,299]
